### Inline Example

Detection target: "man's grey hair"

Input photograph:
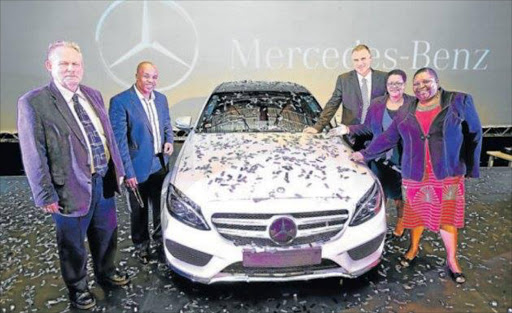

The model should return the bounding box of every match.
[47,41,81,60]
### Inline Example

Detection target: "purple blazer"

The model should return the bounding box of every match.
[348,93,415,163]
[348,93,416,138]
[17,81,125,216]
[361,88,482,181]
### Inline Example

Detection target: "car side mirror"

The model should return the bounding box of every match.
[175,116,193,130]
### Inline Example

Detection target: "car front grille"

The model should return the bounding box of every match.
[211,210,349,246]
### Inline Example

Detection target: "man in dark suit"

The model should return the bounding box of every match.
[17,41,129,310]
[109,61,174,264]
[304,44,387,149]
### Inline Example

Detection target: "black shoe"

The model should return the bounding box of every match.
[399,253,418,268]
[446,263,466,284]
[134,242,150,264]
[98,269,130,287]
[137,247,150,264]
[69,289,96,310]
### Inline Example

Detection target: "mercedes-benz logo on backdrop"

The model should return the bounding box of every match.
[95,0,199,91]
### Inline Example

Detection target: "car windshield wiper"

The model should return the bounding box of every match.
[274,102,289,127]
[200,115,261,133]
[274,93,298,127]
[229,104,252,131]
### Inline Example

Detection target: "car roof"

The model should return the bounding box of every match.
[212,80,311,94]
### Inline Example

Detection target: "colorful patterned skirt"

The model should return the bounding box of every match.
[402,164,465,232]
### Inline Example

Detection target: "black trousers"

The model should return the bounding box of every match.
[52,174,118,293]
[369,159,402,200]
[129,167,166,249]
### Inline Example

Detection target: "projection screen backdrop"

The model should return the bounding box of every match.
[1,1,511,133]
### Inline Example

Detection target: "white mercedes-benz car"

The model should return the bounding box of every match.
[161,81,386,284]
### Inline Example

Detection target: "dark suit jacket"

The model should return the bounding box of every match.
[17,81,125,217]
[109,86,173,183]
[314,69,388,131]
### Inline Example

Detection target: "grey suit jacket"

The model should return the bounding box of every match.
[314,69,388,131]
[17,81,125,217]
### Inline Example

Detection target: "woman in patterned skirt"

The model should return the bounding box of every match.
[352,67,482,283]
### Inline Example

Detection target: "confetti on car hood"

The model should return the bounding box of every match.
[172,132,373,205]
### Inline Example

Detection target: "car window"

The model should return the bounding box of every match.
[196,91,324,133]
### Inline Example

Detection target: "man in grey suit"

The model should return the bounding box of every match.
[17,41,129,310]
[304,44,387,149]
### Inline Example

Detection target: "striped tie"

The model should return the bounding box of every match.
[361,77,370,122]
[72,94,108,176]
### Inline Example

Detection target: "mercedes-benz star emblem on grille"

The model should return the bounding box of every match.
[95,0,199,91]
[269,217,297,245]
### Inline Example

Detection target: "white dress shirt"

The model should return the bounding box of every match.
[54,81,110,174]
[134,86,162,154]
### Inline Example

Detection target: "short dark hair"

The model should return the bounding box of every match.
[386,69,407,83]
[413,67,438,82]
[352,44,371,55]
[136,61,155,73]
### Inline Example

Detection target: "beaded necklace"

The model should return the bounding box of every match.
[417,92,440,112]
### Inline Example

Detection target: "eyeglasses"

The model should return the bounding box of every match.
[387,82,404,88]
[413,79,436,88]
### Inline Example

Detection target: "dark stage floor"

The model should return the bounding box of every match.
[1,168,511,313]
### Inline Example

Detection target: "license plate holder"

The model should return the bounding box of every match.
[242,247,321,268]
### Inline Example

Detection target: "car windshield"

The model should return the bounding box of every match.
[196,91,324,133]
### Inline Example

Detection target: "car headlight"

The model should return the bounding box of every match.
[349,181,383,226]
[167,184,210,230]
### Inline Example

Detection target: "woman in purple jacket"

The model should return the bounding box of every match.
[352,67,482,284]
[330,69,415,237]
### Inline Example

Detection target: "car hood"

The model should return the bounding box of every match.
[172,132,375,206]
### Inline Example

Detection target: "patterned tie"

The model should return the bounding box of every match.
[361,77,370,122]
[72,94,108,176]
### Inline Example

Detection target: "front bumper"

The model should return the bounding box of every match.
[161,204,386,284]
